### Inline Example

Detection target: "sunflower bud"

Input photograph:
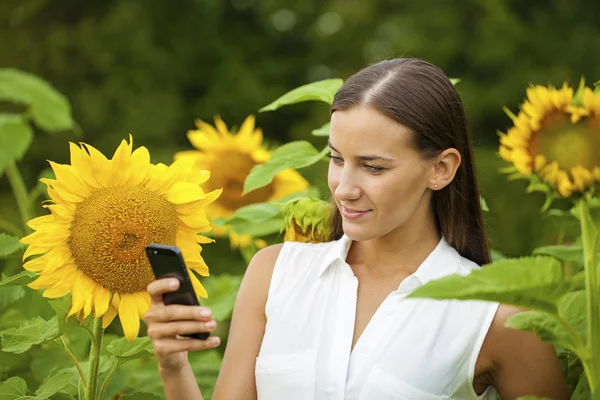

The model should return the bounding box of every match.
[281,198,334,243]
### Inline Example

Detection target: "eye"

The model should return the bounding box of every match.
[364,164,384,174]
[327,154,343,165]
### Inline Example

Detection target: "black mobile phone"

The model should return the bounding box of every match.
[145,243,210,340]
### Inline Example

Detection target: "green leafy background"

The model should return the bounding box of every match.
[1,0,600,398]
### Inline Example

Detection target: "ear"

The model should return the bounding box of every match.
[429,148,461,191]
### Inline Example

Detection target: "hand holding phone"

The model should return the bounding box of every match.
[145,243,210,340]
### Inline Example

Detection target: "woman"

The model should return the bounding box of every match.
[145,58,569,399]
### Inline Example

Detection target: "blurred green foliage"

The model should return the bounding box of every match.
[2,0,598,257]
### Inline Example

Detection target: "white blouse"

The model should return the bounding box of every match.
[255,235,500,400]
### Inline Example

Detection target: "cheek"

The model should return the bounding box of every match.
[373,171,427,211]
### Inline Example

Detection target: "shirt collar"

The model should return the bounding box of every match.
[318,234,462,289]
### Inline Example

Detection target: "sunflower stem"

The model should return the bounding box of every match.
[98,358,120,400]
[4,161,33,232]
[578,199,600,393]
[60,336,87,389]
[85,318,104,400]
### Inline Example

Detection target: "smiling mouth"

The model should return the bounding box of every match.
[341,205,371,220]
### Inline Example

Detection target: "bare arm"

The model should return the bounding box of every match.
[211,243,283,399]
[486,305,569,400]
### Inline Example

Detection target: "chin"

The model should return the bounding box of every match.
[341,223,376,242]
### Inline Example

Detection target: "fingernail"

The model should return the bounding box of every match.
[212,337,221,345]
[169,279,179,289]
[199,309,211,318]
[206,321,216,329]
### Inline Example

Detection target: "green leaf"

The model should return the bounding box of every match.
[480,196,489,212]
[202,274,243,321]
[106,336,154,361]
[119,392,162,400]
[408,257,582,314]
[0,233,26,258]
[223,189,319,237]
[228,217,284,237]
[0,286,26,310]
[526,182,551,194]
[0,376,31,399]
[594,80,600,94]
[259,79,343,112]
[559,291,587,342]
[243,141,328,195]
[0,114,33,176]
[450,78,461,86]
[506,311,581,353]
[0,316,61,354]
[0,69,73,132]
[312,122,330,137]
[533,242,584,265]
[226,203,281,224]
[490,249,506,262]
[571,372,591,399]
[0,270,37,287]
[34,369,76,399]
[48,295,86,335]
[572,76,586,107]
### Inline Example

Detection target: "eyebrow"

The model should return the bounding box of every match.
[328,141,395,162]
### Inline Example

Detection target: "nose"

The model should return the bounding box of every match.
[334,167,362,201]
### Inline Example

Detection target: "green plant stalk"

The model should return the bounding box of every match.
[4,161,32,230]
[579,199,600,392]
[98,359,120,400]
[60,336,87,388]
[85,318,104,400]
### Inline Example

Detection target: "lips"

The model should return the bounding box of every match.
[341,205,371,220]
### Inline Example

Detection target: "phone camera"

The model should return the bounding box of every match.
[153,250,158,255]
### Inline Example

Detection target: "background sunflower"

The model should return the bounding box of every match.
[20,136,221,341]
[499,83,600,199]
[174,115,309,249]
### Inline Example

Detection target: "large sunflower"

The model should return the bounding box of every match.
[174,115,309,247]
[499,83,600,198]
[20,136,221,341]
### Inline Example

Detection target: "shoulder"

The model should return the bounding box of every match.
[479,304,568,398]
[244,243,285,284]
[483,304,556,371]
[243,240,332,292]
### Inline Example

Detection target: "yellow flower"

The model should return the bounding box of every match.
[498,83,600,197]
[282,198,333,243]
[20,136,221,341]
[174,115,309,248]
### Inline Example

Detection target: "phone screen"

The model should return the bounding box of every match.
[146,247,199,307]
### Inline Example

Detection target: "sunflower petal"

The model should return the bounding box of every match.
[167,182,206,204]
[102,305,118,329]
[94,287,111,318]
[42,279,73,298]
[68,278,86,317]
[188,271,208,299]
[119,293,140,341]
[135,292,151,319]
[128,146,151,186]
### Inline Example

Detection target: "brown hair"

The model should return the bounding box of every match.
[328,58,490,266]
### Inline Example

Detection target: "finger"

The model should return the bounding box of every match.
[153,336,221,356]
[147,278,180,305]
[147,320,217,339]
[145,305,212,323]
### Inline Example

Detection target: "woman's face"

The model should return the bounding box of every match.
[328,105,434,241]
